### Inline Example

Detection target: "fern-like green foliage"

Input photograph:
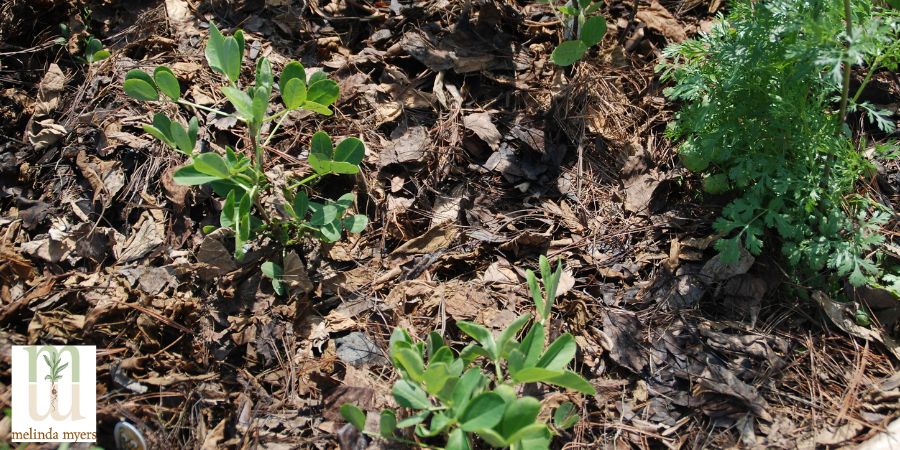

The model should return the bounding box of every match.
[658,0,899,287]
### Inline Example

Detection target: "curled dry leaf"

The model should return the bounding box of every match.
[636,0,688,43]
[464,112,501,150]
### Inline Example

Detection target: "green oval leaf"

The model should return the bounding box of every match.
[512,368,596,395]
[188,116,199,142]
[581,16,607,47]
[392,380,431,410]
[169,121,193,156]
[319,221,342,243]
[446,428,471,450]
[221,86,254,121]
[260,261,282,279]
[223,36,242,83]
[306,79,339,107]
[172,165,219,185]
[473,427,507,447]
[301,101,333,116]
[85,37,102,59]
[221,190,237,229]
[123,78,158,101]
[261,261,286,295]
[459,392,505,432]
[142,124,172,148]
[508,423,552,447]
[551,40,588,66]
[282,77,307,110]
[192,153,231,179]
[339,404,366,431]
[394,348,426,383]
[292,191,309,218]
[422,362,454,396]
[519,322,545,369]
[309,203,338,227]
[205,22,227,75]
[456,321,497,361]
[553,401,580,430]
[255,57,274,95]
[308,131,334,175]
[153,66,181,101]
[536,333,576,370]
[342,215,368,233]
[280,61,307,93]
[90,49,110,64]
[498,313,532,358]
[308,71,328,85]
[499,397,541,438]
[450,368,487,418]
[334,137,365,165]
[251,85,268,124]
[379,410,397,438]
[125,70,156,87]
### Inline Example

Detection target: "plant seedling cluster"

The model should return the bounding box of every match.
[341,256,594,450]
[541,0,607,66]
[123,23,367,292]
[658,0,899,291]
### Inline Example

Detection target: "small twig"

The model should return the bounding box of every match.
[524,19,563,27]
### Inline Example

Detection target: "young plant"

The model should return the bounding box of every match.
[341,256,594,450]
[123,23,367,292]
[658,0,899,288]
[43,352,68,412]
[83,36,109,65]
[540,0,607,66]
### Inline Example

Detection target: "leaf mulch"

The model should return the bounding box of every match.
[1,0,899,448]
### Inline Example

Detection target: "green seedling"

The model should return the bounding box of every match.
[658,0,899,289]
[539,0,607,66]
[342,256,593,450]
[43,352,68,411]
[83,36,109,64]
[123,22,367,294]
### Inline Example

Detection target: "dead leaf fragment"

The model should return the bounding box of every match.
[76,150,125,207]
[195,232,238,280]
[600,308,646,373]
[464,113,501,150]
[34,64,66,116]
[115,212,164,263]
[636,1,688,43]
[26,119,67,151]
[700,247,755,283]
[200,419,227,450]
[391,226,458,257]
[379,125,428,168]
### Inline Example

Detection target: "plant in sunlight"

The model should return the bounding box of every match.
[540,0,607,66]
[341,256,594,450]
[658,0,899,289]
[123,22,367,294]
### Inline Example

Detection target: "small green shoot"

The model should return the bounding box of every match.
[341,256,592,450]
[538,0,607,66]
[123,22,367,294]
